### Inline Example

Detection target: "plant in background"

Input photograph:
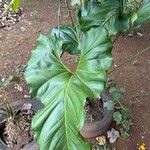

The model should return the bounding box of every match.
[78,0,150,36]
[0,75,19,147]
[0,75,20,118]
[0,75,34,148]
[0,75,20,119]
[93,143,111,150]
[106,87,133,140]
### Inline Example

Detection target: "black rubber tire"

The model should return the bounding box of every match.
[80,90,114,138]
[0,99,43,150]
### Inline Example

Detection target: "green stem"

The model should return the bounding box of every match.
[57,0,61,38]
[120,0,123,14]
[120,0,125,14]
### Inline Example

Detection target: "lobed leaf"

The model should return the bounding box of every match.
[120,130,130,140]
[109,87,123,102]
[121,108,131,120]
[50,26,80,54]
[104,100,115,110]
[113,111,123,124]
[25,27,113,150]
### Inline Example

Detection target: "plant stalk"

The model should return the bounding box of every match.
[65,0,74,26]
[120,0,123,13]
[58,0,61,38]
[81,0,84,6]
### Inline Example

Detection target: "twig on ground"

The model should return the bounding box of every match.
[108,46,150,74]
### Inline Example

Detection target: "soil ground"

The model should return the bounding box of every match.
[0,0,150,150]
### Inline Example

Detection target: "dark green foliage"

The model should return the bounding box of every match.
[50,26,80,54]
[25,27,113,150]
[78,0,150,35]
[108,87,132,140]
[24,0,149,149]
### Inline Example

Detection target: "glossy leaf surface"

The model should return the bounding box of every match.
[78,0,150,35]
[51,26,80,54]
[78,0,120,35]
[25,27,113,150]
[134,0,150,27]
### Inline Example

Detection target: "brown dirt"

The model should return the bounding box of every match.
[0,0,150,150]
[85,98,104,122]
[109,24,150,150]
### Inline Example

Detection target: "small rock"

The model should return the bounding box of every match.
[23,95,31,98]
[28,21,32,25]
[0,33,3,40]
[1,77,5,82]
[21,103,32,110]
[20,26,26,32]
[14,84,23,92]
[6,27,12,31]
[128,33,134,37]
[141,135,145,139]
[3,4,8,8]
[137,32,143,37]
[132,60,138,66]
[107,128,120,143]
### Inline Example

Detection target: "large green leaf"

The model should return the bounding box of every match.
[78,0,150,36]
[78,0,118,32]
[134,0,150,27]
[25,27,113,150]
[78,0,131,35]
[50,26,80,54]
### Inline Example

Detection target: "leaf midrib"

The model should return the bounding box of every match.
[63,75,74,150]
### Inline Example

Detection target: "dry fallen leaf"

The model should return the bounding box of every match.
[96,135,106,145]
[107,128,119,143]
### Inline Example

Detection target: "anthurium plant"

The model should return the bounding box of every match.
[24,0,150,149]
